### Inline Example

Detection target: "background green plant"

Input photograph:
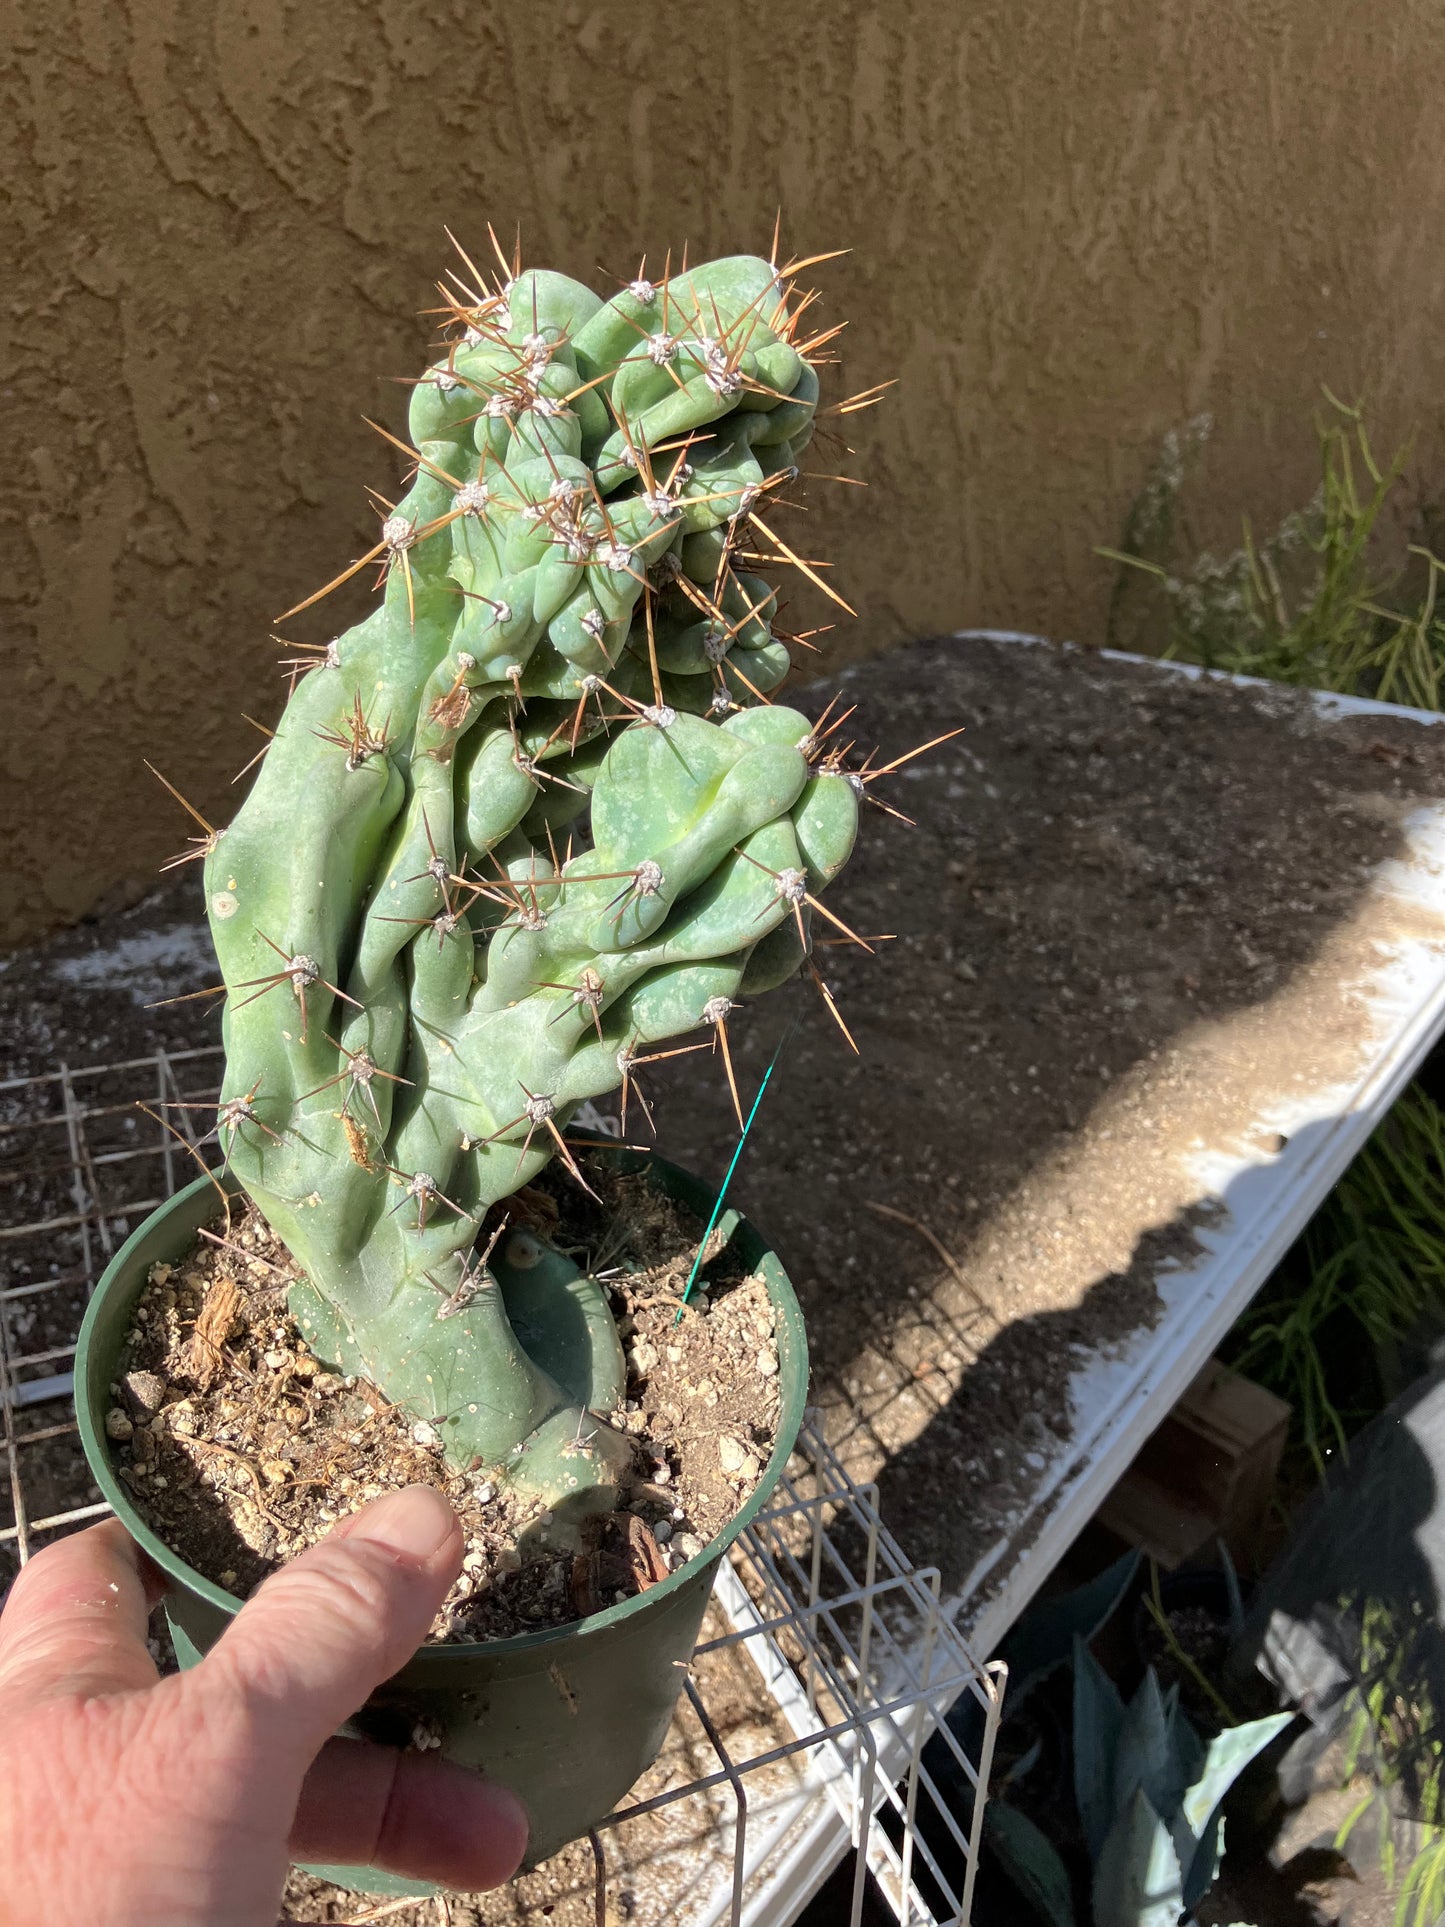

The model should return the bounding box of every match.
[985,1633,1288,1927]
[1102,397,1445,709]
[1330,1595,1445,1927]
[1231,1091,1445,1484]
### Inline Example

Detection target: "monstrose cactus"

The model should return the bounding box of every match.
[192,242,873,1532]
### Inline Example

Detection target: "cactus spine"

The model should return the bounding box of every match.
[200,242,865,1532]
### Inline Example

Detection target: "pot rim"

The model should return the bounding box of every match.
[75,1155,808,1661]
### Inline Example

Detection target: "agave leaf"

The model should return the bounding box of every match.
[1167,1692,1206,1797]
[1113,1667,1190,1823]
[1173,1807,1223,1916]
[984,1803,1077,1927]
[1000,1550,1142,1704]
[1092,1787,1184,1927]
[1074,1636,1127,1861]
[1179,1713,1293,1907]
[1003,1735,1044,1788]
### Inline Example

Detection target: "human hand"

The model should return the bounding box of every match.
[0,1485,528,1926]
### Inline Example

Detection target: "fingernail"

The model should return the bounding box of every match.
[343,1485,457,1566]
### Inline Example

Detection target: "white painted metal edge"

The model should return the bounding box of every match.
[725,631,1445,1925]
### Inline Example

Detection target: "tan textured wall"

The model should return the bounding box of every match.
[4,1,1445,946]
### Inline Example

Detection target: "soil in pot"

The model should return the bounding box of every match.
[1138,1590,1234,1707]
[102,1151,781,1639]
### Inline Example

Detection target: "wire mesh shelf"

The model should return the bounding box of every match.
[0,1049,1004,1926]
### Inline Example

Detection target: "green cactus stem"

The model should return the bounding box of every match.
[198,245,870,1540]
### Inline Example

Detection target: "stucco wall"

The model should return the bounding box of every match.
[4,1,1444,947]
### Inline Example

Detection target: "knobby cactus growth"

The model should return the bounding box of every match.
[184,236,902,1537]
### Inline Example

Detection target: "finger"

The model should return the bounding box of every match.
[291,1737,528,1890]
[192,1486,462,1806]
[0,1518,165,1712]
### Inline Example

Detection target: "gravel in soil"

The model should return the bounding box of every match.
[105,1159,780,1638]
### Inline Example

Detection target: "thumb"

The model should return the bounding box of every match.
[193,1484,462,1784]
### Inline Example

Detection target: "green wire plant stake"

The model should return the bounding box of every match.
[157,229,946,1543]
[675,1017,797,1323]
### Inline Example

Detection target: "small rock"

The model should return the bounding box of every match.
[149,1475,168,1491]
[652,1518,673,1544]
[462,1550,487,1574]
[665,1345,683,1364]
[411,1420,440,1449]
[717,1435,747,1475]
[757,1349,779,1378]
[630,1339,658,1374]
[738,1452,760,1481]
[496,1548,522,1574]
[147,1263,173,1287]
[104,1408,133,1442]
[262,1348,288,1371]
[232,1502,276,1556]
[312,1373,342,1395]
[261,1460,290,1485]
[471,1480,496,1504]
[290,1354,317,1377]
[122,1370,166,1415]
[674,1532,704,1561]
[651,1460,672,1486]
[219,1569,237,1589]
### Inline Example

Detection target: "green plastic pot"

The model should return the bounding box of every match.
[74,1148,808,1896]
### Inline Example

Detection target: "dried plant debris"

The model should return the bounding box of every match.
[108,1159,782,1640]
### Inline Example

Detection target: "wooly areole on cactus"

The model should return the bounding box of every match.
[169,232,938,1542]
